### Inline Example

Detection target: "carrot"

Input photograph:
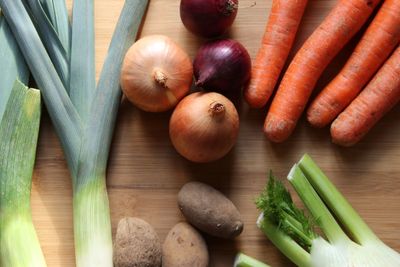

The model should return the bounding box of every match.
[264,0,381,143]
[244,0,308,108]
[331,45,400,146]
[307,0,400,128]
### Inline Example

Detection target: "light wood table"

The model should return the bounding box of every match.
[31,0,400,266]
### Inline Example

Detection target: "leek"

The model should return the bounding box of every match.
[241,154,400,267]
[0,0,148,266]
[0,80,45,267]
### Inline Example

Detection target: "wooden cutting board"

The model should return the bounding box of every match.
[31,0,400,266]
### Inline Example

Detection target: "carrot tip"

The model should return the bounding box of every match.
[244,88,268,109]
[307,110,329,128]
[330,121,358,147]
[263,114,295,143]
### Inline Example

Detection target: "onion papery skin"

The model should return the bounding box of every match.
[121,35,193,112]
[180,0,239,38]
[170,92,239,163]
[194,39,251,96]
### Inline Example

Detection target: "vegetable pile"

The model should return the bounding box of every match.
[236,154,400,267]
[263,0,381,142]
[0,0,399,266]
[246,0,400,145]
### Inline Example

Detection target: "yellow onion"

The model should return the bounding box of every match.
[121,35,193,112]
[169,92,239,163]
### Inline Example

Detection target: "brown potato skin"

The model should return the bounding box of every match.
[114,217,162,267]
[178,182,244,239]
[162,222,209,267]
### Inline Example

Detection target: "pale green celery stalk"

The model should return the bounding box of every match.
[25,0,70,88]
[298,154,378,245]
[0,0,82,173]
[256,157,400,267]
[0,14,29,119]
[39,0,70,52]
[73,1,148,265]
[0,81,46,267]
[287,165,349,244]
[257,214,312,267]
[234,253,271,267]
[69,0,95,120]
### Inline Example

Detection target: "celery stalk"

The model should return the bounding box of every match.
[257,214,312,267]
[288,164,349,244]
[234,253,271,267]
[298,154,378,244]
[255,155,400,267]
[0,81,45,267]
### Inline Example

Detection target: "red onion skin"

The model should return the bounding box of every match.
[194,39,251,95]
[180,0,238,38]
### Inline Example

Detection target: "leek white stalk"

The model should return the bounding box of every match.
[249,154,400,267]
[0,0,148,266]
[0,80,45,267]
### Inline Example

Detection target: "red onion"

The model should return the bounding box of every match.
[193,39,251,95]
[180,0,238,38]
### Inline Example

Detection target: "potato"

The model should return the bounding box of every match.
[113,217,162,267]
[178,181,243,238]
[162,222,209,267]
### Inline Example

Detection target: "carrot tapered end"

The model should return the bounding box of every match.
[263,113,295,143]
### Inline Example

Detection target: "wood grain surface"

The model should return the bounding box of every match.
[30,0,400,266]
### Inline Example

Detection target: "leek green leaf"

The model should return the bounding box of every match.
[38,0,70,52]
[25,0,70,88]
[0,80,46,267]
[69,0,95,120]
[0,14,29,120]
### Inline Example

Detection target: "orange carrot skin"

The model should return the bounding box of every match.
[244,0,308,108]
[331,46,400,146]
[264,0,381,143]
[308,0,400,128]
